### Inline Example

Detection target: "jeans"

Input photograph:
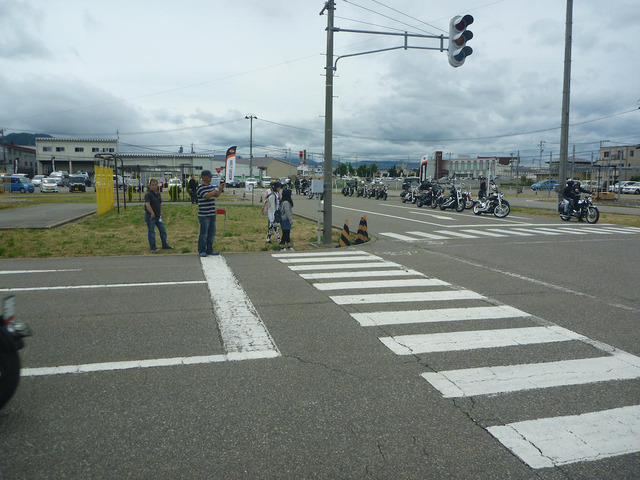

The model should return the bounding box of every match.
[145,214,168,250]
[198,215,217,255]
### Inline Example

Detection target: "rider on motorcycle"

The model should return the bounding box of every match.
[562,180,591,216]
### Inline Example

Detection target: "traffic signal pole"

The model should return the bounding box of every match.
[320,2,472,245]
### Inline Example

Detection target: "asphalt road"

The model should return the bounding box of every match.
[1,193,639,479]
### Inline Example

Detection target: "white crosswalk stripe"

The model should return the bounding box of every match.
[272,250,640,469]
[378,225,640,242]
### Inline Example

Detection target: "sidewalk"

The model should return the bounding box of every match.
[0,203,97,229]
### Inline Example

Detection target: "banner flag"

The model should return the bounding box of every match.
[225,146,237,184]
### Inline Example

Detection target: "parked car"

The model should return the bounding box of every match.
[621,182,640,194]
[126,177,142,191]
[260,176,273,188]
[531,179,558,191]
[68,175,87,192]
[32,175,46,187]
[609,181,635,193]
[40,177,59,193]
[49,171,70,186]
[167,178,182,189]
[226,178,244,188]
[244,178,259,188]
[1,175,35,193]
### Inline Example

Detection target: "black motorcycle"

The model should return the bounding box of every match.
[416,188,435,208]
[1,295,31,410]
[558,194,599,223]
[439,186,466,212]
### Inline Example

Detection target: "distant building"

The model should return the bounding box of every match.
[36,137,118,175]
[596,144,640,180]
[0,142,37,176]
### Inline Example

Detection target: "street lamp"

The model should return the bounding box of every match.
[245,115,257,178]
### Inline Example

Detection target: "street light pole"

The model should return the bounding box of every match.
[245,115,257,179]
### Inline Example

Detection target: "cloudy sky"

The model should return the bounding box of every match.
[1,0,639,166]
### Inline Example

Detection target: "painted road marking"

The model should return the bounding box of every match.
[0,269,82,275]
[352,305,530,327]
[487,405,640,469]
[529,227,564,235]
[22,350,280,377]
[273,250,371,258]
[379,232,422,241]
[0,280,207,293]
[330,289,484,305]
[201,256,279,355]
[554,227,589,235]
[486,228,534,236]
[313,278,449,291]
[380,326,584,355]
[406,231,450,240]
[300,269,425,280]
[421,351,640,398]
[277,255,381,264]
[459,229,507,237]
[288,261,398,271]
[434,230,478,238]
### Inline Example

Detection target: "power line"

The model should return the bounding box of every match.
[342,0,440,36]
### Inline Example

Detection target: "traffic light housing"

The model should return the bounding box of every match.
[448,14,474,68]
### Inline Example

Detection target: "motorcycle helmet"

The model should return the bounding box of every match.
[574,181,581,188]
[566,180,574,187]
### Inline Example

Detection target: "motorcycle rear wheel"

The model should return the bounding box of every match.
[473,203,483,215]
[0,333,21,410]
[585,207,599,224]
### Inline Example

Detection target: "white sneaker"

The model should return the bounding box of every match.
[280,248,287,252]
[287,247,294,251]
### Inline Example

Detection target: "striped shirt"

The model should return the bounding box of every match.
[196,183,217,217]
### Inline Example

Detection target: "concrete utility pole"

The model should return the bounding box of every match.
[558,0,573,199]
[321,0,335,245]
[245,115,257,179]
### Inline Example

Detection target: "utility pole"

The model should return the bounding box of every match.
[321,0,335,245]
[558,0,573,200]
[245,115,257,179]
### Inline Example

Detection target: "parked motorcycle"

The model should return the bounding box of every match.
[401,186,418,204]
[558,194,599,223]
[439,186,466,212]
[473,190,510,218]
[416,188,435,208]
[341,182,355,196]
[375,184,388,200]
[1,295,32,410]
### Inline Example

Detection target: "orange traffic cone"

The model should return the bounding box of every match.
[339,220,350,247]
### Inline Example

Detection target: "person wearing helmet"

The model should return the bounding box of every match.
[561,180,575,214]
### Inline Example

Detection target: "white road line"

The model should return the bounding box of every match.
[410,211,456,220]
[578,228,613,235]
[406,231,450,240]
[552,227,589,235]
[434,230,478,239]
[201,256,280,355]
[313,278,449,291]
[530,228,564,235]
[380,326,584,355]
[300,269,425,280]
[22,350,280,377]
[352,305,530,326]
[512,228,556,235]
[486,228,534,236]
[487,405,640,469]
[379,232,421,241]
[277,255,380,264]
[421,351,640,398]
[330,289,484,305]
[288,261,398,271]
[272,250,371,258]
[598,227,638,234]
[0,269,81,275]
[459,229,507,237]
[0,280,207,293]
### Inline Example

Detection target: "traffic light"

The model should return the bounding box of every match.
[448,14,474,68]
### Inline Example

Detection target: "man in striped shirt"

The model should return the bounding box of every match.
[196,170,224,257]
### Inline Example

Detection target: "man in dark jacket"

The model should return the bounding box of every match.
[188,175,198,204]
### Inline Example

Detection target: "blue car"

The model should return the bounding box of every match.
[2,175,35,193]
[531,179,558,191]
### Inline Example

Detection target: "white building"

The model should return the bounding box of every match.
[36,138,117,175]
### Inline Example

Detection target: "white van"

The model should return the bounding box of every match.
[260,176,272,188]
